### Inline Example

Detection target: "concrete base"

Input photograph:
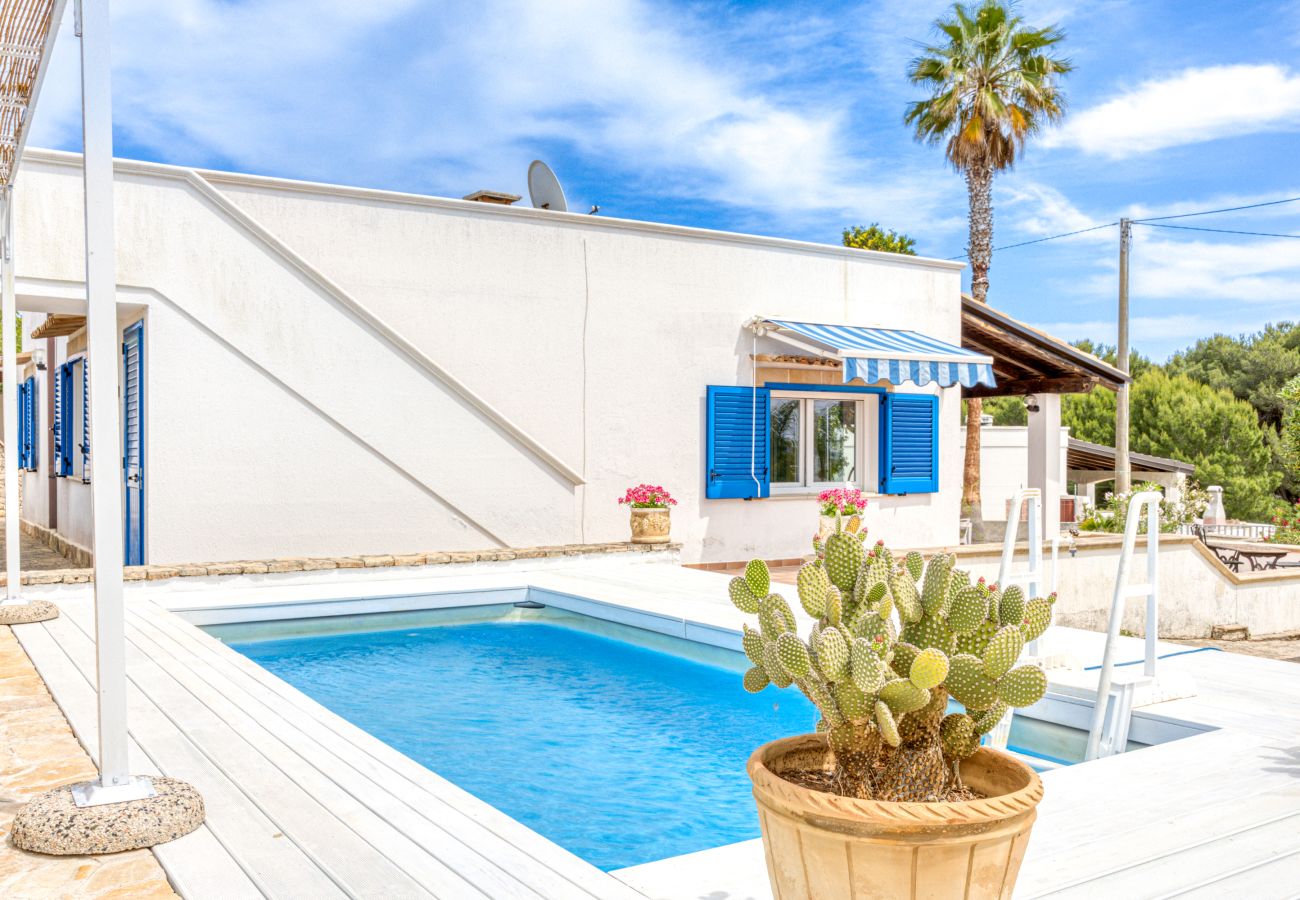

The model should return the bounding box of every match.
[10,776,204,855]
[0,599,58,624]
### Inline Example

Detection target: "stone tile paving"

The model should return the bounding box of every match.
[0,626,176,899]
[0,531,75,572]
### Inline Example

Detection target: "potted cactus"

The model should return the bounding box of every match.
[730,517,1053,899]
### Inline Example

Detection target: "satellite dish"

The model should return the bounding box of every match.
[528,160,568,212]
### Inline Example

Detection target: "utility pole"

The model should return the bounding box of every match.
[1115,218,1132,493]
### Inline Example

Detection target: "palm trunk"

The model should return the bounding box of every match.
[965,163,993,303]
[963,162,994,542]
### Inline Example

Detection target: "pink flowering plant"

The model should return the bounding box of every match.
[1267,500,1300,544]
[618,483,678,509]
[818,487,868,517]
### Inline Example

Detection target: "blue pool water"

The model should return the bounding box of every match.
[227,612,817,870]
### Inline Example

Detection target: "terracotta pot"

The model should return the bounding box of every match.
[629,506,671,544]
[747,734,1043,900]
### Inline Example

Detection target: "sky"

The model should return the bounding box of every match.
[26,0,1300,360]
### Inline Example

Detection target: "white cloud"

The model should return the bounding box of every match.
[23,0,958,238]
[1044,64,1300,157]
[1000,181,1110,240]
[1032,312,1274,354]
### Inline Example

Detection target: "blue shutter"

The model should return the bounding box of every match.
[879,392,939,494]
[16,380,28,469]
[57,362,72,476]
[52,364,63,473]
[81,358,90,481]
[21,377,34,470]
[28,376,37,470]
[706,385,770,499]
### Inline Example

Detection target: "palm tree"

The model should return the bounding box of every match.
[905,0,1070,540]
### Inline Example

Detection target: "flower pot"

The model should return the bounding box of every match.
[818,514,840,543]
[818,511,861,542]
[747,734,1043,900]
[629,506,671,544]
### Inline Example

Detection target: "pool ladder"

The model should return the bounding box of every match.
[984,489,1053,752]
[1084,490,1163,761]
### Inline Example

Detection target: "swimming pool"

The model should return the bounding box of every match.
[212,604,1112,870]
[220,606,816,870]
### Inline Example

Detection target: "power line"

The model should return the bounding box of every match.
[1131,195,1300,223]
[942,193,1300,259]
[945,221,1116,259]
[1134,222,1300,239]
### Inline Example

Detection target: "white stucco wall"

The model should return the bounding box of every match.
[961,425,1070,523]
[952,535,1300,639]
[17,311,110,556]
[14,151,966,564]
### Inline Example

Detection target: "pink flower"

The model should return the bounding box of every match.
[618,483,677,509]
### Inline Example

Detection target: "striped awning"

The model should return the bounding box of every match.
[757,318,996,389]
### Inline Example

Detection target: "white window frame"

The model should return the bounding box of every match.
[769,390,879,494]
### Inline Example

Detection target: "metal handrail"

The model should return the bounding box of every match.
[987,489,1043,751]
[1084,490,1162,761]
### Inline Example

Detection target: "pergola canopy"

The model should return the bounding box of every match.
[1067,438,1194,476]
[961,296,1128,398]
[31,312,85,338]
[0,0,63,186]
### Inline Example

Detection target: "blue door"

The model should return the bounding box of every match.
[122,321,145,565]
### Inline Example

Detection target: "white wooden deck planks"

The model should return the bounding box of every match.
[16,595,643,899]
[129,601,635,900]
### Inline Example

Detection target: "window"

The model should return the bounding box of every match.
[705,384,938,499]
[769,391,878,491]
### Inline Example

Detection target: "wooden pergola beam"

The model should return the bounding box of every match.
[963,375,1100,398]
[30,313,86,339]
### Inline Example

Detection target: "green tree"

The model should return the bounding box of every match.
[905,0,1071,538]
[1072,339,1155,380]
[841,224,917,255]
[1129,371,1278,520]
[1062,387,1115,446]
[1281,374,1300,480]
[1166,323,1300,428]
[1166,323,1300,498]
[982,395,1026,426]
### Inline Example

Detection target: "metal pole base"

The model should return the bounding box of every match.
[11,775,205,855]
[72,774,157,807]
[0,599,58,624]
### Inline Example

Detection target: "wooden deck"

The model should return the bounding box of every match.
[14,592,643,899]
[12,557,1300,898]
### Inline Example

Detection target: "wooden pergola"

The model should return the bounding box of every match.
[960,296,1128,399]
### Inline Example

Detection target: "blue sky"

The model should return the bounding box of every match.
[28,0,1300,359]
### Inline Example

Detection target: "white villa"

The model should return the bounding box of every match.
[7,150,1139,569]
[0,149,1046,566]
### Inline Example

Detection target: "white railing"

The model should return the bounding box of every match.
[986,489,1050,752]
[1177,521,1277,541]
[1085,490,1162,761]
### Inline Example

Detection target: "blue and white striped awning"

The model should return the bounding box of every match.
[758,318,996,389]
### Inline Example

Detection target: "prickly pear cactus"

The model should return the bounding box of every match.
[730,538,1056,802]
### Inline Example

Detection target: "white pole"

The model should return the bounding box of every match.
[76,0,144,802]
[1,186,19,604]
[1144,501,1160,679]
